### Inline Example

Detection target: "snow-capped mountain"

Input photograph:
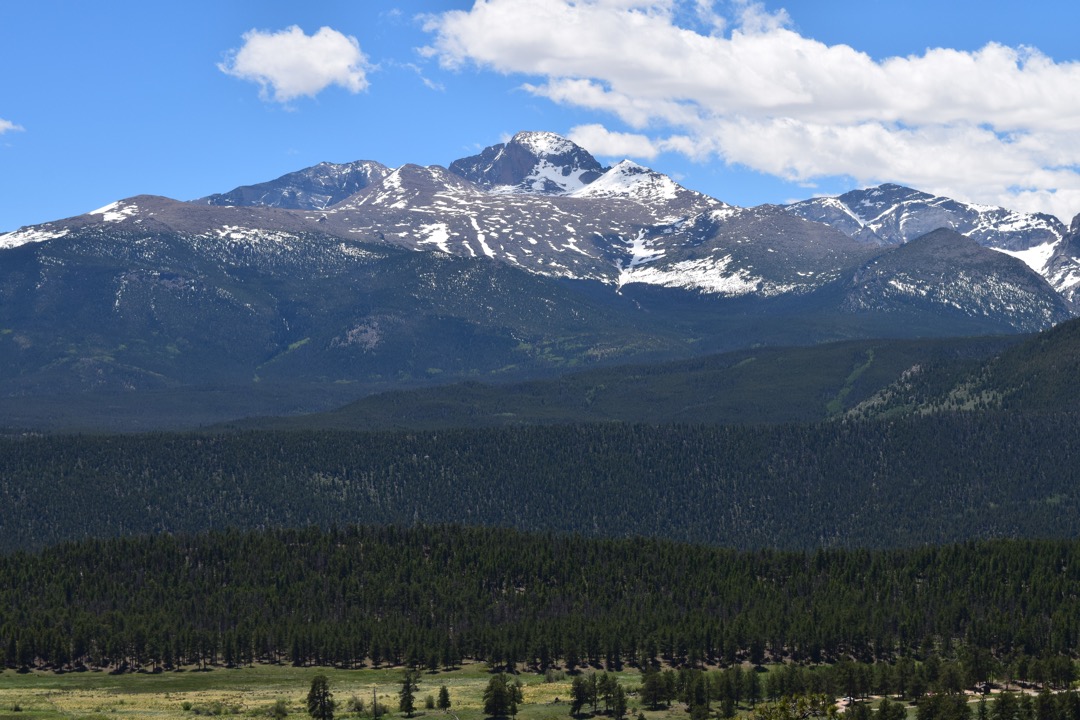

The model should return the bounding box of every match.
[449,130,606,194]
[1042,215,1080,304]
[6,132,1072,311]
[784,183,1080,301]
[311,153,757,287]
[842,228,1070,330]
[785,183,1066,251]
[1,130,1075,428]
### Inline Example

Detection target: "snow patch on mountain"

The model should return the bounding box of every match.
[513,158,593,195]
[469,216,495,258]
[619,254,778,296]
[621,229,665,268]
[513,131,577,158]
[418,223,452,254]
[90,200,140,223]
[572,160,679,202]
[992,241,1057,274]
[212,226,298,245]
[0,225,71,249]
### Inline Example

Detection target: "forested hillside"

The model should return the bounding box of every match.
[2,526,1079,680]
[233,335,1014,431]
[3,413,1079,552]
[851,317,1080,418]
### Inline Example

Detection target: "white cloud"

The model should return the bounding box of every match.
[220,26,370,103]
[568,124,660,159]
[0,119,24,134]
[424,0,1080,220]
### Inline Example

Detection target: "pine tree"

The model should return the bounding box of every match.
[484,673,517,718]
[570,675,591,716]
[400,670,419,717]
[612,684,628,720]
[307,674,335,720]
[438,685,452,711]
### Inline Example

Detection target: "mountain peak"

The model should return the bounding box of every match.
[508,130,580,158]
[448,131,606,195]
[570,158,712,208]
[196,159,391,211]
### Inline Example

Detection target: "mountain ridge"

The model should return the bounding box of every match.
[4,132,1075,309]
[0,131,1076,430]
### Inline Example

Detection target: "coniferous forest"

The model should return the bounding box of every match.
[1,412,1079,552]
[2,524,1080,684]
[5,321,1080,709]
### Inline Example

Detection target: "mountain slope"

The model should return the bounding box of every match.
[196,160,391,210]
[840,228,1072,332]
[0,221,713,429]
[785,183,1078,302]
[786,183,1066,252]
[228,335,1017,431]
[849,315,1080,418]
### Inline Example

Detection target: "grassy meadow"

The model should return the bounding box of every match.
[0,662,691,720]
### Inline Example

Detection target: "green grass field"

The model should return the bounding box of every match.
[0,663,698,720]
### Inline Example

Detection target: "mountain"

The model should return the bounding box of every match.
[0,131,1075,429]
[448,130,606,193]
[840,228,1072,333]
[196,159,391,210]
[4,134,1068,308]
[1043,213,1080,304]
[227,335,1017,432]
[785,183,1080,303]
[786,183,1066,250]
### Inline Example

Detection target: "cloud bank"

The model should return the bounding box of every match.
[424,0,1080,220]
[220,26,370,103]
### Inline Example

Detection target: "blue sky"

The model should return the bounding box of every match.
[4,1,1080,232]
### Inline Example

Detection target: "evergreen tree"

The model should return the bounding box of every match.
[641,670,666,710]
[743,668,762,708]
[484,673,517,718]
[307,674,335,720]
[612,684,628,720]
[994,693,1020,720]
[571,675,591,716]
[879,697,906,720]
[399,670,419,717]
[848,702,873,720]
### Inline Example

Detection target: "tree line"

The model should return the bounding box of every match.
[2,526,1080,675]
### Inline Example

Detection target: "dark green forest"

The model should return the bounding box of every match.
[2,526,1080,684]
[4,321,1080,693]
[231,334,1016,431]
[2,412,1080,552]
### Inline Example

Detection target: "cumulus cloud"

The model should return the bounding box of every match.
[568,123,700,161]
[568,124,661,159]
[220,26,370,103]
[0,119,24,134]
[424,0,1080,220]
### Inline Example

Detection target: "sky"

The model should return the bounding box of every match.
[4,0,1080,232]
